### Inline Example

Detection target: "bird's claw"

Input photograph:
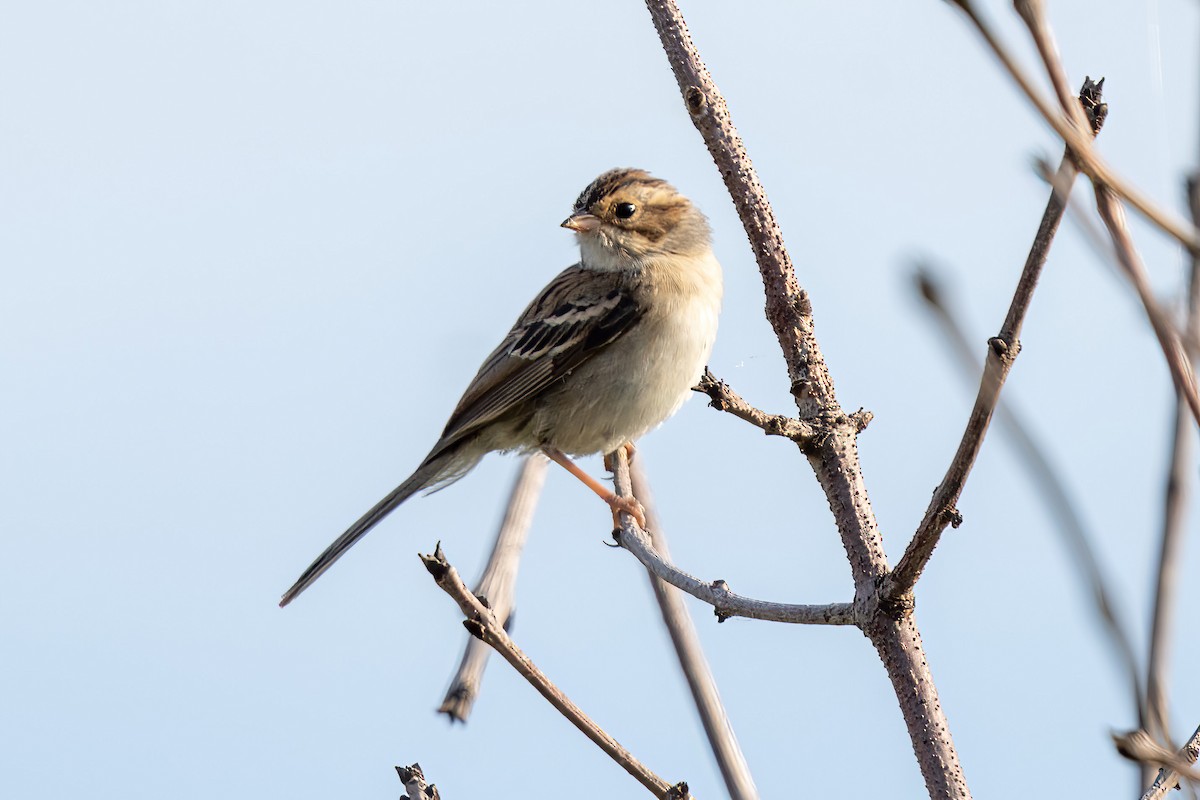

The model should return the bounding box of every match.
[607,495,647,530]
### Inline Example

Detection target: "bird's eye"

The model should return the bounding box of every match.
[614,202,637,219]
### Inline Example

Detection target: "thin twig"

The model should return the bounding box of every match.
[645,2,971,795]
[1012,0,1200,432]
[1003,7,1198,781]
[612,462,855,624]
[1146,175,1200,743]
[1141,722,1200,800]
[1093,185,1200,427]
[908,267,1146,728]
[1032,156,1119,268]
[1147,394,1192,741]
[693,369,822,444]
[887,81,1101,598]
[439,454,547,722]
[950,0,1200,255]
[420,543,692,800]
[630,458,761,800]
[1012,0,1092,134]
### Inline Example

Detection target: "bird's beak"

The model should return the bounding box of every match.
[561,212,601,233]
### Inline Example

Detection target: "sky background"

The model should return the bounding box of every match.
[3,1,1199,797]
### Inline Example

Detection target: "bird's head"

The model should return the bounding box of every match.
[562,168,711,270]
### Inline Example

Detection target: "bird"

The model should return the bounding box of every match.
[279,168,723,606]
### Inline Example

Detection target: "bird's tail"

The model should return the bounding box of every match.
[279,449,469,607]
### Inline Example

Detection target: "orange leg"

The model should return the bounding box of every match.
[542,445,647,529]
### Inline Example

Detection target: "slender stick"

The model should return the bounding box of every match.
[610,482,855,625]
[439,454,546,722]
[887,83,1099,597]
[1012,0,1092,134]
[910,268,1145,726]
[1146,175,1200,743]
[693,369,820,444]
[1013,0,1200,434]
[644,2,970,795]
[951,0,1200,255]
[630,459,761,800]
[421,543,691,800]
[1146,402,1192,737]
[1031,156,1119,266]
[998,9,1196,785]
[1092,186,1200,426]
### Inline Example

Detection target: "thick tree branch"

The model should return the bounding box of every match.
[421,544,692,800]
[642,2,833,417]
[887,80,1100,598]
[644,2,970,795]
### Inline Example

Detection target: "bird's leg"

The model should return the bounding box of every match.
[542,445,647,529]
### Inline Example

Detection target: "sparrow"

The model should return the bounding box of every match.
[280,168,722,606]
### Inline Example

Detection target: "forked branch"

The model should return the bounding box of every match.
[645,1,970,795]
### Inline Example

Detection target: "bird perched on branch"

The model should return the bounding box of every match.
[280,168,723,606]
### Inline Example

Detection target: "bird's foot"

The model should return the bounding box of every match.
[607,494,647,530]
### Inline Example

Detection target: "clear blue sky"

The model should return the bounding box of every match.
[3,1,1197,797]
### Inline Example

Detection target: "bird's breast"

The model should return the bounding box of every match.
[532,252,722,456]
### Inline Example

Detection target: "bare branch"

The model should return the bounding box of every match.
[693,369,823,444]
[949,1,1200,254]
[439,455,547,722]
[420,543,692,800]
[1032,156,1119,267]
[1147,394,1193,743]
[887,81,1099,598]
[630,459,761,800]
[1147,175,1200,742]
[641,0,834,417]
[1093,185,1200,427]
[1140,722,1200,800]
[1011,0,1200,431]
[612,458,854,625]
[985,5,1198,778]
[1012,0,1093,134]
[907,268,1146,727]
[645,3,971,794]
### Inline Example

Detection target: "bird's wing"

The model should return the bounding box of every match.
[432,265,642,453]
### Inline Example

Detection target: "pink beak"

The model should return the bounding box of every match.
[561,213,601,233]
